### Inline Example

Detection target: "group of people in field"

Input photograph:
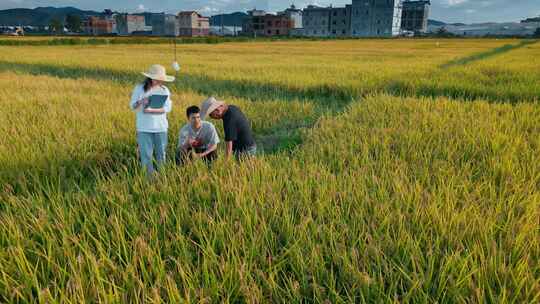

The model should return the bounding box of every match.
[130,64,256,175]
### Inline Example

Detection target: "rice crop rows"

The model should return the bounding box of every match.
[0,38,539,303]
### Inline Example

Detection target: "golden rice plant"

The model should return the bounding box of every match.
[1,38,539,302]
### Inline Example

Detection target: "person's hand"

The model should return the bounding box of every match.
[193,139,203,147]
[187,138,197,147]
[143,107,154,114]
[136,98,149,110]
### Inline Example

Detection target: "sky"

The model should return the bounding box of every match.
[0,0,539,24]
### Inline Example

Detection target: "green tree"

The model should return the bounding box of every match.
[65,14,82,33]
[49,18,63,34]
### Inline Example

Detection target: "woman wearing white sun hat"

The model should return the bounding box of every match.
[130,64,175,175]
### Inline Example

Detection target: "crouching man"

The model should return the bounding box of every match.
[176,105,220,165]
[201,97,256,160]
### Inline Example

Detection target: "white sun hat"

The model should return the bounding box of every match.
[200,96,224,120]
[142,64,175,82]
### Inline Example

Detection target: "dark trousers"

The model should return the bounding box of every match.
[175,147,217,166]
[234,145,257,160]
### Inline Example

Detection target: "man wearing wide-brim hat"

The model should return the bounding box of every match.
[200,97,256,159]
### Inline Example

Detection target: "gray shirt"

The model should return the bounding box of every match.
[177,121,220,151]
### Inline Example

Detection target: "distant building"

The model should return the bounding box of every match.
[280,4,303,29]
[248,9,267,17]
[242,9,293,37]
[243,2,422,38]
[289,28,304,36]
[116,14,146,35]
[1,26,24,36]
[429,22,540,37]
[242,9,268,37]
[210,26,240,36]
[351,0,403,37]
[330,5,352,37]
[302,5,331,37]
[102,9,118,33]
[178,11,210,37]
[83,16,116,35]
[263,14,294,36]
[401,0,430,33]
[152,13,179,36]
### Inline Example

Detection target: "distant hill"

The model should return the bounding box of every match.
[0,6,101,26]
[428,19,446,26]
[427,20,469,28]
[210,12,247,27]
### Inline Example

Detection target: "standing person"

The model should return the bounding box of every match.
[201,97,256,159]
[176,105,220,165]
[130,64,174,175]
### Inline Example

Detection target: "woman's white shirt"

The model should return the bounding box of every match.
[129,84,172,133]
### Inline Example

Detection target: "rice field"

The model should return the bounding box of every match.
[1,38,539,302]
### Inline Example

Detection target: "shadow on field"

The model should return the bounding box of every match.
[1,39,536,108]
[0,61,354,111]
[386,76,540,104]
[439,39,537,69]
[1,140,138,196]
[387,39,539,103]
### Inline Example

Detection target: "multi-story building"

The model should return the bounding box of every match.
[152,13,179,36]
[242,9,267,37]
[401,0,430,33]
[83,16,116,35]
[116,14,146,36]
[302,5,331,37]
[178,11,210,37]
[281,4,303,29]
[244,2,419,38]
[263,14,294,36]
[351,0,403,37]
[330,5,352,37]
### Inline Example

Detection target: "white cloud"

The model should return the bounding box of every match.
[445,0,469,6]
[136,4,145,11]
[199,6,219,14]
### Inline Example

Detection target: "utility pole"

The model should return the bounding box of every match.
[221,9,224,36]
